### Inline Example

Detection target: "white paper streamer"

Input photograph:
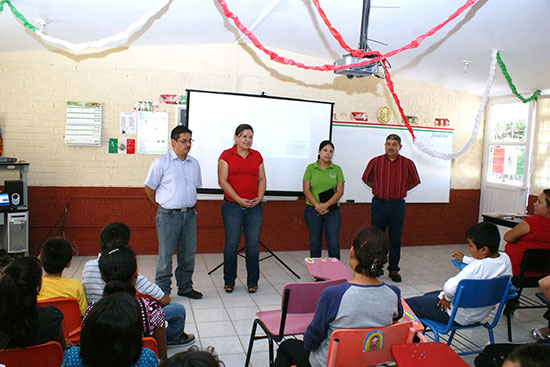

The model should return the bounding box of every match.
[34,0,171,53]
[414,50,498,160]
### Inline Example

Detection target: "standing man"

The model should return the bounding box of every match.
[145,125,203,299]
[362,134,420,282]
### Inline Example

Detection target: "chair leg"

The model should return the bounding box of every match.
[488,329,495,345]
[245,320,259,367]
[506,310,513,342]
[268,335,274,367]
[447,329,456,345]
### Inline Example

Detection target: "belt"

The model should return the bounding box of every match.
[373,197,404,203]
[162,207,194,212]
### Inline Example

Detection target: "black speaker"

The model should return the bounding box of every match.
[4,180,24,208]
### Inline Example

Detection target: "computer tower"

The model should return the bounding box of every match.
[1,211,28,253]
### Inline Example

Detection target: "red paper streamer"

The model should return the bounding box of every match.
[217,0,477,140]
[217,0,477,71]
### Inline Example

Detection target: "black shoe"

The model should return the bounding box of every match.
[178,289,203,299]
[169,333,196,346]
[389,271,402,283]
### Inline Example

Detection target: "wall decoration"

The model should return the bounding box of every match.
[377,107,392,124]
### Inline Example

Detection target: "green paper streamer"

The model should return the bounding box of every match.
[1,0,39,32]
[497,52,541,103]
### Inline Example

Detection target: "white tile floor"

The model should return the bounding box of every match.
[66,245,546,367]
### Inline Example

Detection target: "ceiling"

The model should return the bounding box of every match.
[1,0,549,97]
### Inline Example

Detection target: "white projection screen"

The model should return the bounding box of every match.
[186,90,333,196]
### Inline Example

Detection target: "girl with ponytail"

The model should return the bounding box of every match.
[274,226,403,367]
[0,256,66,349]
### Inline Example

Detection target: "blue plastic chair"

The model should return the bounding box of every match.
[419,276,515,356]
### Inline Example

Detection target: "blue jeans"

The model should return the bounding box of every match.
[155,207,197,294]
[371,197,405,272]
[222,200,262,288]
[304,205,341,259]
[162,303,187,344]
[405,291,453,325]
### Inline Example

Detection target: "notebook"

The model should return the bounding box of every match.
[318,188,339,212]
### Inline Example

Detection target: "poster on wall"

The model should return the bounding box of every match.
[64,101,102,146]
[137,111,169,154]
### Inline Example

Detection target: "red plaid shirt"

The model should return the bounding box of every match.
[362,154,420,199]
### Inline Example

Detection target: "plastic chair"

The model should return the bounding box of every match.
[505,249,550,341]
[419,276,513,356]
[38,297,82,345]
[391,342,469,367]
[0,340,63,367]
[326,321,415,367]
[244,278,346,367]
[142,337,159,357]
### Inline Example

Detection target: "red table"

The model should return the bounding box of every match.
[391,342,469,367]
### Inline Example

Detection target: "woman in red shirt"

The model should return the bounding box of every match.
[218,124,266,293]
[504,189,550,283]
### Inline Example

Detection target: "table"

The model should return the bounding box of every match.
[482,213,524,228]
[391,342,469,367]
[303,257,352,281]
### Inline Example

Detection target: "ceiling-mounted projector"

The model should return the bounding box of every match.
[334,54,380,79]
[334,0,389,80]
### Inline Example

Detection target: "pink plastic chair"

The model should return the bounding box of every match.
[326,321,415,367]
[244,278,346,367]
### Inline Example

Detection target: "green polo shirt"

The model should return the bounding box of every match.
[303,161,345,206]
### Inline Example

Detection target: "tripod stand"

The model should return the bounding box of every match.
[208,240,301,279]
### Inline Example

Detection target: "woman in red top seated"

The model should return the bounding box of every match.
[218,124,266,294]
[504,189,550,283]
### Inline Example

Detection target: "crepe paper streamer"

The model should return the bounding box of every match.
[496,52,541,103]
[0,0,39,32]
[383,62,416,140]
[217,0,477,72]
[414,50,498,160]
[1,0,170,53]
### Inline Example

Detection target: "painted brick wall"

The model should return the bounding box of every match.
[28,186,482,256]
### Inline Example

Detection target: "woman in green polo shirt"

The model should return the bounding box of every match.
[303,140,345,259]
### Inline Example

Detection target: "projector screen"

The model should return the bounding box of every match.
[186,90,333,196]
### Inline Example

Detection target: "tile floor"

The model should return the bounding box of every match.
[66,245,546,367]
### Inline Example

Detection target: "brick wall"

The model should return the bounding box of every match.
[28,186,482,256]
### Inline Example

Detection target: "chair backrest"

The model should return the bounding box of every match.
[0,340,63,367]
[519,249,550,279]
[38,297,82,343]
[447,276,511,328]
[282,279,347,314]
[326,321,415,367]
[142,337,159,357]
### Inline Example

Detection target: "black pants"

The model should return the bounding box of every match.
[274,339,311,367]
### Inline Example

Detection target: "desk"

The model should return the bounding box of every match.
[482,214,523,228]
[391,342,468,367]
[303,257,352,281]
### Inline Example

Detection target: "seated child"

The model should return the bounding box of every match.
[159,346,224,367]
[530,274,550,341]
[0,256,67,349]
[502,343,550,367]
[274,226,403,367]
[406,222,512,327]
[82,222,169,306]
[62,292,158,367]
[38,237,88,315]
[82,222,192,348]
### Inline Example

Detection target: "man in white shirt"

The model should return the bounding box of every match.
[145,126,203,299]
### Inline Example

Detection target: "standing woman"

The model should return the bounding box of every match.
[218,124,266,293]
[303,140,345,259]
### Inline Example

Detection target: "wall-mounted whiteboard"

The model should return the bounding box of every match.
[186,90,333,195]
[332,122,453,203]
